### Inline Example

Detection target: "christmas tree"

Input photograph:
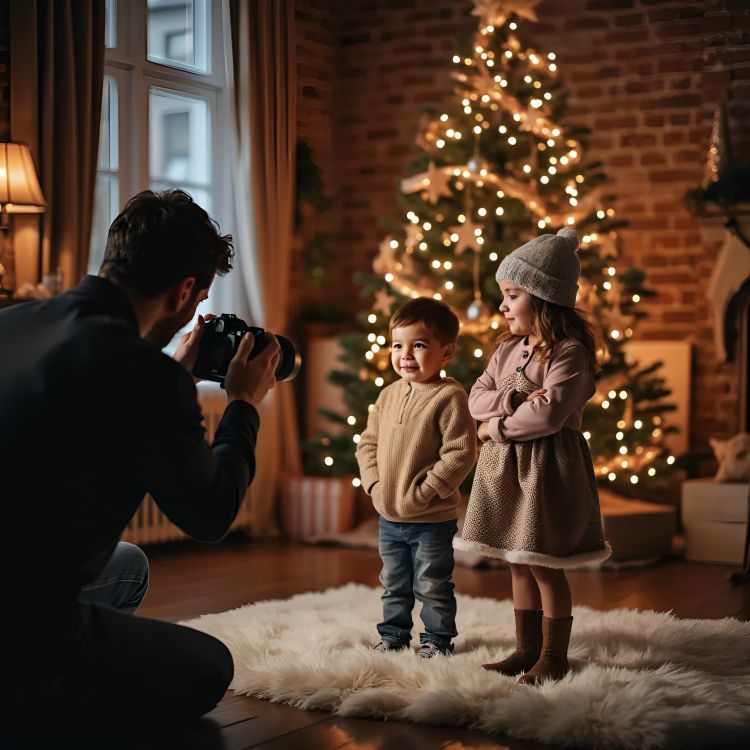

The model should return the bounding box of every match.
[304,0,678,499]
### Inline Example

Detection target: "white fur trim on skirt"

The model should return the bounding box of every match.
[453,537,613,569]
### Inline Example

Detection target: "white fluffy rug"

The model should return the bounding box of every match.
[183,584,750,749]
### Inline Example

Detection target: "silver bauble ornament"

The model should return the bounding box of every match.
[467,298,490,323]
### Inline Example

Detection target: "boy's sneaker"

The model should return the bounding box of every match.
[417,642,452,659]
[372,640,409,653]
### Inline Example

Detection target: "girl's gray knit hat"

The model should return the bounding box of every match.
[496,227,580,308]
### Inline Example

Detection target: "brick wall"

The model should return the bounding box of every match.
[294,0,750,455]
[291,0,338,318]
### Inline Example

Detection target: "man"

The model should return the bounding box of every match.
[0,190,280,741]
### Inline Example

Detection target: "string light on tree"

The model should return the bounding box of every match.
[305,0,676,499]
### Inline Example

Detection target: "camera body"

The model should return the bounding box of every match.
[192,314,301,384]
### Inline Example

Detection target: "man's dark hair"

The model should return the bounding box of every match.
[100,189,234,297]
[389,297,460,345]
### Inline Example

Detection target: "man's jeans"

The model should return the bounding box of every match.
[377,516,458,650]
[79,541,149,613]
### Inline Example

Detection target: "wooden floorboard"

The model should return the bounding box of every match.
[120,539,749,749]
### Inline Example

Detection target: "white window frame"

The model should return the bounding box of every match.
[91,0,232,275]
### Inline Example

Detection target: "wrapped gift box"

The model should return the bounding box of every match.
[599,488,677,560]
[280,476,356,541]
[681,479,749,564]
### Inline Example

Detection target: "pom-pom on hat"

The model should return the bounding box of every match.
[495,227,581,308]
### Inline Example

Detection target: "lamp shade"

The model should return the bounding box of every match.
[0,142,46,213]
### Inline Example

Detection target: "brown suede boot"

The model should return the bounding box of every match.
[517,615,573,686]
[482,608,543,676]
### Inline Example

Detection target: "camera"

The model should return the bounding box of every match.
[192,314,301,384]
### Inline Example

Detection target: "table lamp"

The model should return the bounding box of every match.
[0,142,46,295]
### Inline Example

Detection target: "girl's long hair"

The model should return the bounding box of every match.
[497,294,601,374]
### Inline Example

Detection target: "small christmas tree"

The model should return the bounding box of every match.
[304,0,678,499]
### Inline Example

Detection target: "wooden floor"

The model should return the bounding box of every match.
[123,539,748,749]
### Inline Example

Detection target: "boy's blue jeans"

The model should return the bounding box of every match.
[377,516,458,650]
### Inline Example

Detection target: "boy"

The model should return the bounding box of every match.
[356,297,476,658]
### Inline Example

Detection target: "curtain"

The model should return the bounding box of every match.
[36,0,105,288]
[226,0,300,536]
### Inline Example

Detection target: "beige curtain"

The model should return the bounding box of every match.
[36,1,105,288]
[227,0,300,536]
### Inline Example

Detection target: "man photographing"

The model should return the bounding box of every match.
[0,189,280,741]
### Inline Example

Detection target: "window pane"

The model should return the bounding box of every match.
[149,88,211,194]
[105,0,116,49]
[98,77,119,172]
[89,174,120,274]
[146,0,209,73]
[89,76,120,275]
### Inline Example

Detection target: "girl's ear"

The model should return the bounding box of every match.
[442,342,457,362]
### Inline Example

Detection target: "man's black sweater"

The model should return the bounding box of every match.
[0,276,259,662]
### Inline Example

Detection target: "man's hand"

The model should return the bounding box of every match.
[225,332,281,407]
[478,422,492,443]
[173,314,216,380]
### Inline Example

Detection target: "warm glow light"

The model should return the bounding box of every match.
[347,416,356,425]
[368,313,377,323]
[324,456,334,466]
[474,348,483,358]
[374,377,384,387]
[352,477,361,487]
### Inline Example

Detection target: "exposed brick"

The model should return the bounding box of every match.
[288,0,748,451]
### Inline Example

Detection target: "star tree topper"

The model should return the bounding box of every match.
[471,0,541,28]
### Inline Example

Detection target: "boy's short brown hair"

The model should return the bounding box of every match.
[389,297,460,345]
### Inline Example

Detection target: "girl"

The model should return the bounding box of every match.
[454,227,611,685]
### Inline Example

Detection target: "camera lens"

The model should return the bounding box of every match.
[275,335,302,381]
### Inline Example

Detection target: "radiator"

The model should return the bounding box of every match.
[119,389,253,545]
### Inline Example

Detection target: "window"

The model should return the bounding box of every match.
[90,0,229,281]
[147,0,209,73]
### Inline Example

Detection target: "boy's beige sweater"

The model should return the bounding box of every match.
[355,377,477,523]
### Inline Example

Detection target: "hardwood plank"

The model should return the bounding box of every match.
[205,694,261,729]
[251,713,545,750]
[216,700,333,750]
